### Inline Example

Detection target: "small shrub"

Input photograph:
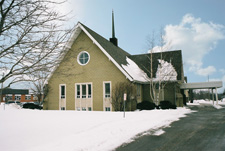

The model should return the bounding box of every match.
[170,104,177,109]
[137,101,156,110]
[160,100,177,109]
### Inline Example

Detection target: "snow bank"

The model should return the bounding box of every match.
[187,99,225,109]
[0,105,192,151]
[0,103,22,110]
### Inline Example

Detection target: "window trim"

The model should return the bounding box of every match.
[77,51,90,66]
[59,84,66,110]
[5,94,13,101]
[82,84,87,98]
[105,107,111,111]
[103,81,112,111]
[75,82,93,111]
[103,81,111,98]
[88,84,92,98]
[25,95,31,100]
[75,83,92,99]
[15,94,21,101]
[76,85,81,98]
[60,84,66,99]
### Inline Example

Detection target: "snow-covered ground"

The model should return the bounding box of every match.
[187,99,225,109]
[0,103,192,151]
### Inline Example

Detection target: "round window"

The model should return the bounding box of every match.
[77,51,90,65]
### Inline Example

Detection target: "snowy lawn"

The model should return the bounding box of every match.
[0,104,192,151]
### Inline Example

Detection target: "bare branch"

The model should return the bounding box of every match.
[0,0,73,86]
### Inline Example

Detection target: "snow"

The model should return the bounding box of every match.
[122,57,177,83]
[187,99,225,109]
[155,59,177,81]
[122,57,150,82]
[0,103,192,151]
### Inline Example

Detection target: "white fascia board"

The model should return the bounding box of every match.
[78,23,133,82]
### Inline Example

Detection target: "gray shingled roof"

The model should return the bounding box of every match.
[0,88,29,95]
[80,23,130,66]
[78,23,183,82]
[129,50,183,81]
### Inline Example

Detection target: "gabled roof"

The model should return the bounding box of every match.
[48,22,183,84]
[60,22,133,81]
[80,23,130,66]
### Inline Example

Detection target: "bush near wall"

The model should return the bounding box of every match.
[159,100,177,109]
[137,101,156,110]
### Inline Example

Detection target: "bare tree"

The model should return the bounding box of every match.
[29,70,49,104]
[146,31,157,104]
[146,29,175,105]
[111,82,137,111]
[0,0,73,87]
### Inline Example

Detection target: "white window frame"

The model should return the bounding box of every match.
[75,83,92,99]
[77,51,90,66]
[87,84,92,98]
[59,84,66,110]
[103,81,112,111]
[60,84,66,99]
[88,107,92,111]
[25,95,31,100]
[6,94,12,101]
[76,84,81,98]
[105,107,111,111]
[103,81,111,98]
[15,95,21,101]
[75,82,93,111]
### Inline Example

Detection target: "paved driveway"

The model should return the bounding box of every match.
[116,105,225,151]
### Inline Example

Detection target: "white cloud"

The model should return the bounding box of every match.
[219,69,225,74]
[162,14,225,76]
[195,66,216,76]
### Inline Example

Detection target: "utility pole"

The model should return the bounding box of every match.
[208,75,210,101]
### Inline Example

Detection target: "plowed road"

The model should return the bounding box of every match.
[116,104,225,151]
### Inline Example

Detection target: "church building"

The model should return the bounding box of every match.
[44,13,186,111]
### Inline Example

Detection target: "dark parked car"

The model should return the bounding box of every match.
[22,102,43,110]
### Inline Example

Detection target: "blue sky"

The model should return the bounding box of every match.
[58,0,225,91]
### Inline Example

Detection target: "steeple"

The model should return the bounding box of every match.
[112,10,115,38]
[110,10,118,46]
